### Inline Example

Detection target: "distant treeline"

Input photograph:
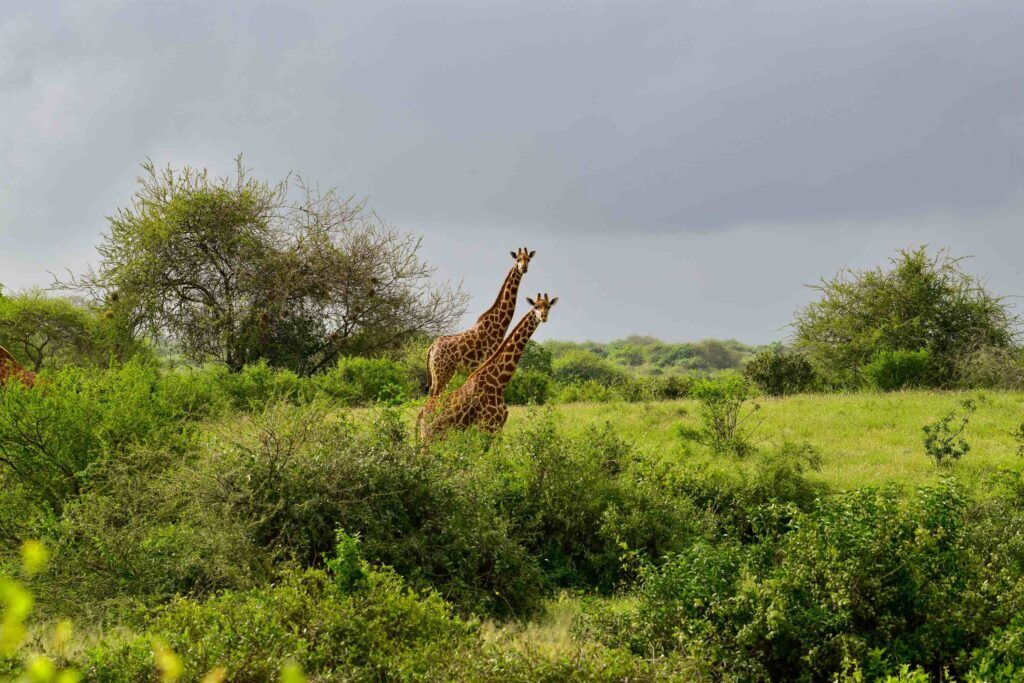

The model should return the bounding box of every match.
[542,336,761,375]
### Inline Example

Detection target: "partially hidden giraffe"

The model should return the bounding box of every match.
[426,248,535,397]
[419,293,558,443]
[0,346,35,388]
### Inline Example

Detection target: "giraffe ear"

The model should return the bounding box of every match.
[525,297,535,306]
[550,297,559,306]
[528,250,536,258]
[510,251,517,258]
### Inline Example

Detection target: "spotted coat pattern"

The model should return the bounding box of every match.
[0,346,35,388]
[420,294,555,442]
[426,249,533,397]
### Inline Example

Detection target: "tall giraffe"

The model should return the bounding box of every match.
[426,248,535,397]
[419,293,557,442]
[0,346,35,388]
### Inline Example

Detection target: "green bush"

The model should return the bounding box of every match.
[0,363,201,524]
[314,356,416,405]
[684,373,761,456]
[793,246,1017,388]
[82,535,477,682]
[863,348,933,391]
[504,369,550,405]
[552,379,620,404]
[551,350,627,386]
[55,402,544,617]
[472,415,699,592]
[922,398,976,468]
[583,481,1024,681]
[218,359,305,409]
[967,615,1024,682]
[954,345,1024,390]
[744,346,817,396]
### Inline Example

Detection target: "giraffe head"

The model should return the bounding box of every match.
[525,292,559,322]
[510,247,536,274]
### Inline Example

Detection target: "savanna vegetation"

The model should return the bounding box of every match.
[3,161,1024,682]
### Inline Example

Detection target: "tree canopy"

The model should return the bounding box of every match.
[69,159,466,373]
[792,246,1019,388]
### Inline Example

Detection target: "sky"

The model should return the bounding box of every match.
[2,0,1024,344]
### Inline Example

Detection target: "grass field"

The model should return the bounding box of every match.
[403,390,1024,492]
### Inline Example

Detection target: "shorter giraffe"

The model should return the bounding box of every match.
[0,346,35,388]
[419,293,558,443]
[426,248,535,397]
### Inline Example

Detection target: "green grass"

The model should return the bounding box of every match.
[405,390,1024,492]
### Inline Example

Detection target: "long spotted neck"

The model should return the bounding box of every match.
[475,265,523,336]
[477,308,540,390]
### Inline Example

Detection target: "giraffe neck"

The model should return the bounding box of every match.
[475,265,523,334]
[476,309,540,391]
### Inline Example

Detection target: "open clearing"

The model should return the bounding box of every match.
[394,390,1024,491]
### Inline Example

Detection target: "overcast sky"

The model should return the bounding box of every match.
[3,1,1024,343]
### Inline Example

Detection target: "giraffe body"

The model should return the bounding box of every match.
[427,249,534,397]
[0,346,35,388]
[420,294,556,442]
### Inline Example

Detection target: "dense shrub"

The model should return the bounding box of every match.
[553,379,620,404]
[82,535,477,682]
[314,356,417,405]
[0,363,201,524]
[219,359,306,409]
[583,481,1024,681]
[744,346,817,396]
[52,403,543,617]
[794,246,1018,388]
[473,415,700,591]
[551,350,627,386]
[504,369,550,405]
[954,345,1024,390]
[863,348,932,391]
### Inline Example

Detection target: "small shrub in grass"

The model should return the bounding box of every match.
[744,346,817,396]
[863,348,932,391]
[655,373,693,399]
[922,398,976,467]
[684,373,762,457]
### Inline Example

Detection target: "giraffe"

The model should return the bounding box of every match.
[426,248,535,397]
[0,346,35,388]
[419,293,557,443]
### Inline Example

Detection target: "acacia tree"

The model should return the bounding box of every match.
[69,159,466,373]
[793,246,1019,388]
[0,289,120,371]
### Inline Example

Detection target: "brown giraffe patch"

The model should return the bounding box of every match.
[0,346,36,388]
[420,293,557,442]
[426,248,535,397]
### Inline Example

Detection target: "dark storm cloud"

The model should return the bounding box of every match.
[3,1,1024,342]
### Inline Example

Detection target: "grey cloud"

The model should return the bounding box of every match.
[2,0,1023,341]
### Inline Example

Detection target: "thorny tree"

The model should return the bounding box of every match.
[65,159,466,373]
